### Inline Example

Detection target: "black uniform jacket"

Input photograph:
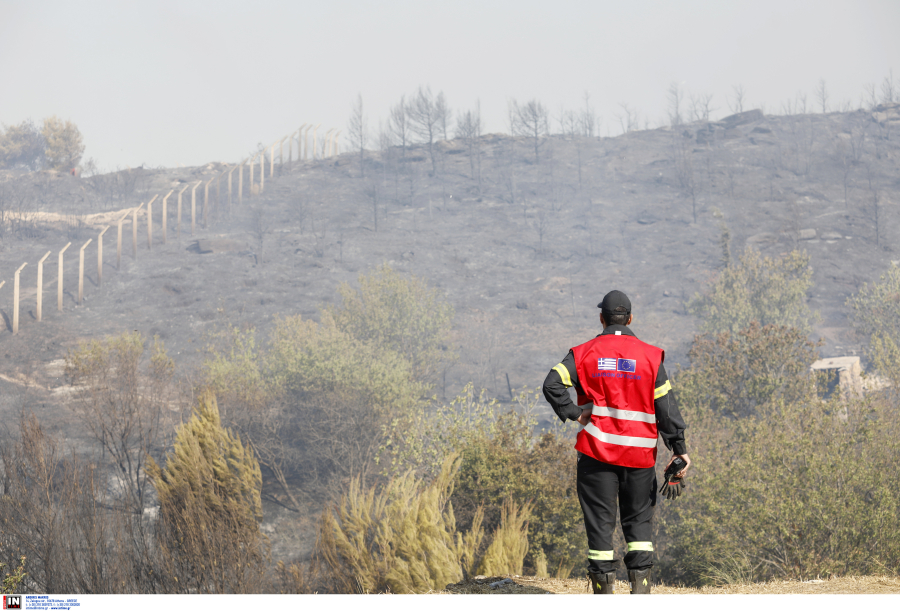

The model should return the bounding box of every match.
[542,324,688,455]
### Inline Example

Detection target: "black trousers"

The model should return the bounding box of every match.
[576,453,657,574]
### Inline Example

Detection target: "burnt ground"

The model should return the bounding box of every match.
[0,105,898,563]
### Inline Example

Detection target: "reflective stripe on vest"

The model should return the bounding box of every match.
[592,404,656,424]
[583,422,658,448]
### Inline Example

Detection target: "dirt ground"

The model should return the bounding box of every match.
[439,574,900,594]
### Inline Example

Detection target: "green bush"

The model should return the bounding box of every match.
[677,323,820,418]
[328,263,455,384]
[663,394,900,584]
[42,116,84,171]
[0,120,45,170]
[847,265,900,389]
[688,249,815,334]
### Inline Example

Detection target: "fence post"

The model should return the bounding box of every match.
[298,124,307,162]
[279,137,285,169]
[270,142,276,177]
[36,251,50,322]
[161,189,173,244]
[228,165,236,211]
[13,262,26,334]
[146,194,158,250]
[78,238,92,305]
[117,213,127,270]
[58,242,71,311]
[334,130,341,156]
[310,123,320,160]
[238,161,244,205]
[325,129,334,157]
[98,226,109,285]
[191,180,201,235]
[132,202,144,260]
[313,125,321,160]
[178,184,190,240]
[249,156,255,196]
[260,153,265,192]
[203,177,214,227]
[215,172,221,220]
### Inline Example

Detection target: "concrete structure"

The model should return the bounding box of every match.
[810,356,863,398]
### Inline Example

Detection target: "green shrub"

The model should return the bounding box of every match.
[847,265,900,389]
[0,557,26,594]
[688,249,815,334]
[328,263,455,384]
[663,393,900,584]
[677,322,820,418]
[42,116,84,171]
[0,120,44,170]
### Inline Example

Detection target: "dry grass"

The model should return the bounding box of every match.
[437,574,900,594]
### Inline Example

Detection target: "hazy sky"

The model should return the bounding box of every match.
[1,0,897,169]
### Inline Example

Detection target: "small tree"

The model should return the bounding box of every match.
[347,93,368,177]
[0,120,45,170]
[688,249,815,334]
[65,332,176,512]
[389,95,410,157]
[456,103,483,194]
[815,78,829,113]
[407,86,442,174]
[510,99,549,163]
[847,265,900,389]
[668,81,684,126]
[328,264,455,384]
[42,116,84,171]
[678,323,820,418]
[729,84,746,114]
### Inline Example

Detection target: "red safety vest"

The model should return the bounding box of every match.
[571,333,663,468]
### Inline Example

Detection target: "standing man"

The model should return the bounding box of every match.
[542,290,689,594]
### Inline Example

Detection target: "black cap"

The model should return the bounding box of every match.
[598,290,632,316]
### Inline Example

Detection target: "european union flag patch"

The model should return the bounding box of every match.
[617,358,636,373]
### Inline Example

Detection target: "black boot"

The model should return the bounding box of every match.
[628,568,651,594]
[589,571,616,594]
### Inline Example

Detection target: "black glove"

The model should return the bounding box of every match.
[659,456,687,500]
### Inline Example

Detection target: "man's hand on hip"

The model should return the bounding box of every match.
[577,408,592,426]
